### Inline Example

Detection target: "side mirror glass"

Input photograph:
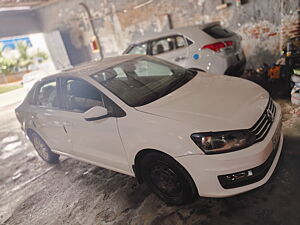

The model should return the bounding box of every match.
[83,106,108,121]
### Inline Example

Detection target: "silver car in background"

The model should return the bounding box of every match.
[124,22,246,76]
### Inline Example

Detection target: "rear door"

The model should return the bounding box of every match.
[149,35,189,67]
[31,78,72,153]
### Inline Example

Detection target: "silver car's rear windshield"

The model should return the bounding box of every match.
[91,56,196,107]
[203,24,234,39]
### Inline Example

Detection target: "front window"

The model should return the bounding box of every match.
[91,56,196,107]
[61,78,104,113]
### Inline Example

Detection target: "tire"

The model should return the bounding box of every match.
[291,74,300,83]
[140,152,198,205]
[30,132,59,164]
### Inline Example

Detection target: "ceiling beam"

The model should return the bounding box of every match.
[0,0,52,8]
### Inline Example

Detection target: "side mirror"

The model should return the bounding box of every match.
[83,106,108,121]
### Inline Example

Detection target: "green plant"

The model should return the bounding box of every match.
[0,43,17,75]
[16,42,33,71]
[0,41,49,75]
[15,42,49,71]
[35,50,48,63]
[0,57,16,75]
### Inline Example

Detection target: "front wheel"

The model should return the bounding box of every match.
[140,152,198,205]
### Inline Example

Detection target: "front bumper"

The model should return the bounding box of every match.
[176,102,283,198]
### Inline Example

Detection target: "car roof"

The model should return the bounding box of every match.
[42,54,142,81]
[131,22,219,44]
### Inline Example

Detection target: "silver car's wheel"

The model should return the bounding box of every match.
[31,132,59,163]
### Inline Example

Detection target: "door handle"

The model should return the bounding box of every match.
[174,56,186,62]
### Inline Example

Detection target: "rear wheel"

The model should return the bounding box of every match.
[140,152,198,205]
[30,132,59,164]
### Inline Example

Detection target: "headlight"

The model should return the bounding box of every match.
[191,130,256,154]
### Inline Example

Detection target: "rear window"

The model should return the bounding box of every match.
[203,24,234,39]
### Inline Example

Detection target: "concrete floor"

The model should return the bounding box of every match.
[0,100,300,225]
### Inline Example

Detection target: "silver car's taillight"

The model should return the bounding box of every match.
[202,41,233,52]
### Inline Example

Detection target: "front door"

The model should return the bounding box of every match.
[60,77,130,174]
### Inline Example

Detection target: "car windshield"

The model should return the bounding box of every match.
[91,56,196,107]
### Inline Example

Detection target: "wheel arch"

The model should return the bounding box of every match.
[133,149,172,183]
[133,148,199,200]
[133,149,196,187]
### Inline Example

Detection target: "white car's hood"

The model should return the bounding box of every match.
[136,73,269,132]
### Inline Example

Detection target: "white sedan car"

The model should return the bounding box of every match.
[15,55,283,205]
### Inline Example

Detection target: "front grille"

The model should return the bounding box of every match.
[249,98,276,143]
[218,98,278,189]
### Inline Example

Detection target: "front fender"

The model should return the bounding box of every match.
[117,110,204,166]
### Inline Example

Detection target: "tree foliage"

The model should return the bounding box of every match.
[0,41,49,75]
[16,42,33,70]
[0,57,16,75]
